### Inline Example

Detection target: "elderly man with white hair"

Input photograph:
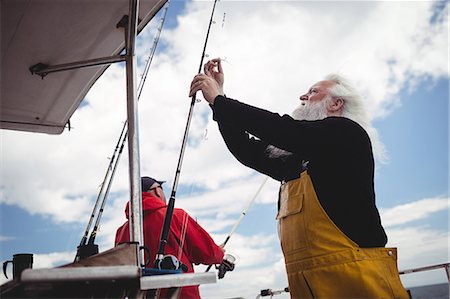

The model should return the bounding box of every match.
[190,59,409,299]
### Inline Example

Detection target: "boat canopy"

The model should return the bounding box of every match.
[1,0,166,134]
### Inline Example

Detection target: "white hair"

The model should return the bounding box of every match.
[324,73,387,163]
[268,74,387,162]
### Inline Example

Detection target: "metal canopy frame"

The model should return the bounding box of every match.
[23,0,167,263]
[1,0,167,135]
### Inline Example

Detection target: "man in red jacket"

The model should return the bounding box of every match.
[115,176,225,298]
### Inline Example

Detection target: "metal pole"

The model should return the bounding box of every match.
[30,55,126,77]
[83,1,169,249]
[125,0,144,262]
[400,262,450,282]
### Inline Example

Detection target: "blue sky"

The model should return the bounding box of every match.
[375,77,448,208]
[1,1,448,297]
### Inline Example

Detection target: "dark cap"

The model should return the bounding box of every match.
[141,176,165,192]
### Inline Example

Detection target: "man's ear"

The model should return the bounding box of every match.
[155,188,164,199]
[328,97,344,112]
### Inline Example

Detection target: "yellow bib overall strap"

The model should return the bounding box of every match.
[277,171,409,299]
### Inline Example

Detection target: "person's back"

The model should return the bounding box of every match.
[115,177,224,298]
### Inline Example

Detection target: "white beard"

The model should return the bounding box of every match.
[291,97,329,121]
[266,97,330,158]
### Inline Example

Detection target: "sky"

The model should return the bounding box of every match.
[1,0,449,298]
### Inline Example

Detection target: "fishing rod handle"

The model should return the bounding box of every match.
[155,196,176,258]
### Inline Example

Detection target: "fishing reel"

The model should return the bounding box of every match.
[154,254,188,272]
[217,253,236,279]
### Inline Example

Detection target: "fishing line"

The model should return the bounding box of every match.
[74,1,170,261]
[206,176,269,272]
[137,0,168,100]
[177,213,189,261]
[221,13,226,28]
[154,0,220,267]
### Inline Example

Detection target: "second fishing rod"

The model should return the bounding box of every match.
[154,0,220,269]
[205,176,269,272]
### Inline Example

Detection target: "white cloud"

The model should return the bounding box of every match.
[32,251,75,268]
[0,235,16,242]
[387,226,449,287]
[380,197,449,227]
[199,232,288,298]
[1,0,448,295]
[379,196,449,287]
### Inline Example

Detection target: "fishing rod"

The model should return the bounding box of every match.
[87,134,126,246]
[74,123,127,262]
[256,287,290,299]
[154,0,219,268]
[85,1,170,247]
[206,176,269,272]
[74,2,170,261]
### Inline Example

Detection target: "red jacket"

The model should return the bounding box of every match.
[115,193,224,298]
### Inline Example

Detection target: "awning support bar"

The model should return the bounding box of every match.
[29,55,126,78]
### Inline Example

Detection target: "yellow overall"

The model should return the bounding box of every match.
[277,171,409,299]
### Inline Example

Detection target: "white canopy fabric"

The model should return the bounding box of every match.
[1,0,167,134]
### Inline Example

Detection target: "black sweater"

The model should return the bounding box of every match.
[212,95,387,247]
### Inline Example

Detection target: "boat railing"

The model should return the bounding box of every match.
[399,262,450,282]
[252,263,450,299]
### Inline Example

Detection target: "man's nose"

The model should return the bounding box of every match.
[300,94,308,101]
